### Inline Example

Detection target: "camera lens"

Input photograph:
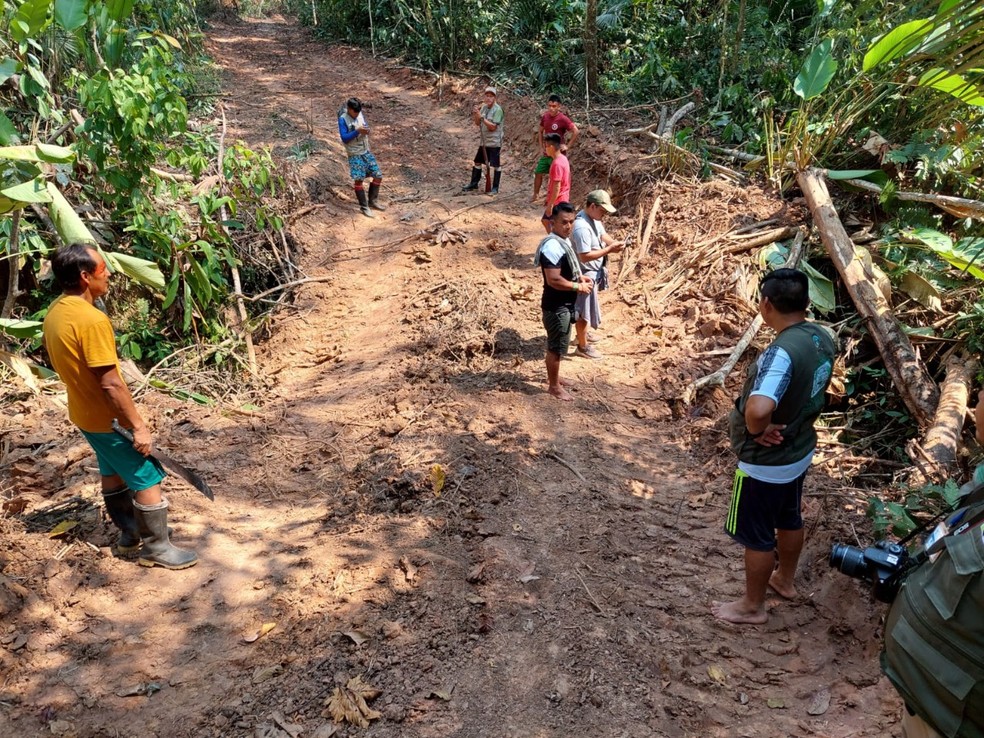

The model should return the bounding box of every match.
[830,543,869,578]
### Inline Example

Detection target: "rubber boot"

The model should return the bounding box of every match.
[355,187,374,218]
[368,181,386,211]
[491,169,502,195]
[462,167,482,191]
[133,498,198,570]
[102,485,140,555]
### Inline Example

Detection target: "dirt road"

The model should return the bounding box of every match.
[0,15,902,738]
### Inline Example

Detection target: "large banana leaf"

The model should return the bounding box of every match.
[757,242,837,314]
[794,39,838,100]
[0,318,43,340]
[104,251,165,291]
[863,19,934,71]
[918,68,984,106]
[0,144,74,163]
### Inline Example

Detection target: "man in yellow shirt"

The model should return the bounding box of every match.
[43,244,197,570]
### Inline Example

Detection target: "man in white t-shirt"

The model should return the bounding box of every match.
[570,190,625,359]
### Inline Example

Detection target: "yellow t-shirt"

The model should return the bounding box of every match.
[43,295,122,433]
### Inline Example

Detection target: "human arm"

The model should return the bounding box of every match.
[567,121,581,148]
[92,365,153,455]
[575,229,624,263]
[338,117,360,143]
[743,346,793,446]
[543,266,592,294]
[544,178,561,213]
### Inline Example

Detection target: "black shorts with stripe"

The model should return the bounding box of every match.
[724,469,806,551]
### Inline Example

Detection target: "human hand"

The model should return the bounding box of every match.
[579,275,594,286]
[358,126,370,135]
[607,242,625,254]
[560,144,568,154]
[131,425,153,456]
[753,424,786,447]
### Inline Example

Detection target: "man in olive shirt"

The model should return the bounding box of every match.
[44,244,197,570]
[713,269,835,624]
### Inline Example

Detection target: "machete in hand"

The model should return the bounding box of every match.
[111,419,215,501]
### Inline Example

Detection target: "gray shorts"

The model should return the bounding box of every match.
[542,305,574,355]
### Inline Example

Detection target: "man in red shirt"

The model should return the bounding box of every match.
[541,134,570,233]
[532,95,579,203]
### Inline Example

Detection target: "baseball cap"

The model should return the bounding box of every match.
[586,190,617,213]
[484,86,497,96]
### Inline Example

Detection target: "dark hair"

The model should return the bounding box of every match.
[760,268,810,313]
[51,243,97,291]
[551,201,575,218]
[544,133,562,147]
[548,94,562,104]
[346,97,362,114]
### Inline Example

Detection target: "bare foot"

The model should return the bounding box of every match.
[768,573,799,600]
[711,599,768,625]
[547,385,574,401]
[559,377,575,387]
[530,194,541,203]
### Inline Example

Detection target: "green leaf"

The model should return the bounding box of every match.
[11,0,53,43]
[918,69,984,107]
[801,261,837,314]
[54,0,87,30]
[106,0,133,22]
[35,143,75,163]
[185,256,213,303]
[46,183,95,244]
[0,113,19,146]
[0,58,19,86]
[794,39,838,100]
[863,19,933,72]
[106,251,166,291]
[816,0,836,17]
[825,169,890,186]
[908,227,953,252]
[0,318,43,339]
[1,177,51,203]
[162,262,180,308]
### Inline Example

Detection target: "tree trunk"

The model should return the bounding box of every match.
[584,0,599,96]
[909,352,979,487]
[1,210,23,320]
[797,168,939,427]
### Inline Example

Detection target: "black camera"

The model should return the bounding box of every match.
[829,540,913,603]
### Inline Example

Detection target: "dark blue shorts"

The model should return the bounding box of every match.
[725,469,805,551]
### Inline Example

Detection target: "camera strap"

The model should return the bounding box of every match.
[923,500,984,560]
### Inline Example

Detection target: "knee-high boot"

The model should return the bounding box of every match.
[102,485,140,555]
[132,498,198,570]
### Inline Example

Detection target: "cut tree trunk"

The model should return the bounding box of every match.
[908,352,979,487]
[797,168,939,427]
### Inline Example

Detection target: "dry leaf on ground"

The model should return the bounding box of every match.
[325,676,382,727]
[430,464,446,496]
[243,622,277,643]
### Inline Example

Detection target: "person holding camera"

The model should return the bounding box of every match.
[876,390,984,738]
[338,97,386,218]
[712,268,836,625]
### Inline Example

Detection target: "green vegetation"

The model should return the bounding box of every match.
[0,0,293,382]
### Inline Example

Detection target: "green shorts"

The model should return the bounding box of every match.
[542,305,574,355]
[535,155,553,175]
[80,430,166,492]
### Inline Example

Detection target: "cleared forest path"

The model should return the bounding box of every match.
[0,14,899,738]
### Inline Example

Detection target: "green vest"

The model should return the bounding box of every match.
[728,321,836,466]
[881,498,984,738]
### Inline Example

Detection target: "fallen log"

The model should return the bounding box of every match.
[724,226,797,254]
[682,229,806,404]
[833,175,984,219]
[797,168,939,427]
[908,352,980,487]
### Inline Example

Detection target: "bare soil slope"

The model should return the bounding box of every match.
[1,15,903,738]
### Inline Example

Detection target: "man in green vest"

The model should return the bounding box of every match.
[713,268,836,624]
